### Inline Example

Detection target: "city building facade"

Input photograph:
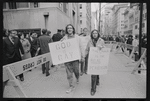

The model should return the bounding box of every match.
[112,3,129,35]
[3,2,80,35]
[79,3,91,34]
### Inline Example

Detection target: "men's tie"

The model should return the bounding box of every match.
[11,38,15,44]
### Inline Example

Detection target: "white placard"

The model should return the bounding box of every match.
[87,47,110,75]
[48,38,81,65]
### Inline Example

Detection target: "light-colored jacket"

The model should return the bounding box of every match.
[61,34,84,59]
[84,38,105,58]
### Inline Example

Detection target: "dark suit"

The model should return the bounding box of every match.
[52,33,63,42]
[38,34,53,76]
[3,37,24,79]
[27,37,39,57]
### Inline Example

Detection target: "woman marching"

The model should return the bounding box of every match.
[83,29,105,96]
[61,24,84,94]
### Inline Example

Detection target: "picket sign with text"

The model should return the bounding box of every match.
[87,47,110,75]
[48,38,81,65]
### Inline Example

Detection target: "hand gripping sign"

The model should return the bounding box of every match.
[87,47,110,75]
[48,38,81,65]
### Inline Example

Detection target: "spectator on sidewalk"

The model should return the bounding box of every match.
[52,29,63,42]
[38,29,53,77]
[27,32,39,57]
[132,35,139,61]
[83,29,105,96]
[126,35,133,55]
[61,24,84,94]
[17,32,31,60]
[3,30,25,81]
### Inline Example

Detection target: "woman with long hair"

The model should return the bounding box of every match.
[61,24,84,94]
[17,32,31,60]
[83,29,105,96]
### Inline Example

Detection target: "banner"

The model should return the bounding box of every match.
[87,47,110,75]
[48,38,81,65]
[3,53,51,77]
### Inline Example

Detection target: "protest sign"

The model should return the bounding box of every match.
[48,38,81,65]
[87,47,110,75]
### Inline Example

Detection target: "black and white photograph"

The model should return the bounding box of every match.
[3,2,147,99]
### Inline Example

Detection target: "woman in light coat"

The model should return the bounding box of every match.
[18,32,31,60]
[83,29,105,96]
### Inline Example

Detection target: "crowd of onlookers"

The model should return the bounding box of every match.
[100,34,147,48]
[3,27,147,95]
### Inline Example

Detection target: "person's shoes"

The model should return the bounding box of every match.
[66,86,75,94]
[91,90,95,96]
[96,83,100,86]
[80,72,83,76]
[42,71,45,74]
[46,73,50,77]
[20,77,24,81]
[76,79,79,84]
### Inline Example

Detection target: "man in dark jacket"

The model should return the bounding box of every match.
[27,32,39,57]
[3,30,25,81]
[52,29,63,42]
[38,29,53,76]
[126,35,133,55]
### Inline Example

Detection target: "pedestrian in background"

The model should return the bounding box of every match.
[61,24,84,94]
[132,35,139,61]
[3,30,25,81]
[79,28,90,75]
[83,29,105,96]
[52,29,63,42]
[47,30,52,38]
[38,29,53,77]
[126,35,133,55]
[27,32,39,57]
[17,32,31,60]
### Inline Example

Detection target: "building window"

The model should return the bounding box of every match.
[80,4,82,9]
[142,23,145,28]
[145,13,147,19]
[80,12,82,17]
[8,2,17,9]
[63,3,68,13]
[30,2,39,8]
[80,20,82,24]
[3,2,6,9]
[135,25,138,29]
[16,2,29,8]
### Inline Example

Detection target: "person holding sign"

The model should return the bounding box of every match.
[83,29,105,96]
[61,24,84,94]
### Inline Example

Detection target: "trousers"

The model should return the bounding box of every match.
[91,75,99,92]
[65,60,79,87]
[42,61,50,75]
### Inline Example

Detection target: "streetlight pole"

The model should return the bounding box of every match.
[99,3,101,33]
[138,3,143,73]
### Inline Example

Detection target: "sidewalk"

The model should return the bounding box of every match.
[3,45,146,98]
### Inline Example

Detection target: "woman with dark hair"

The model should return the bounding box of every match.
[61,24,84,94]
[18,32,31,60]
[83,29,105,96]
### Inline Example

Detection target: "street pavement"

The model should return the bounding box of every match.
[3,44,146,98]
